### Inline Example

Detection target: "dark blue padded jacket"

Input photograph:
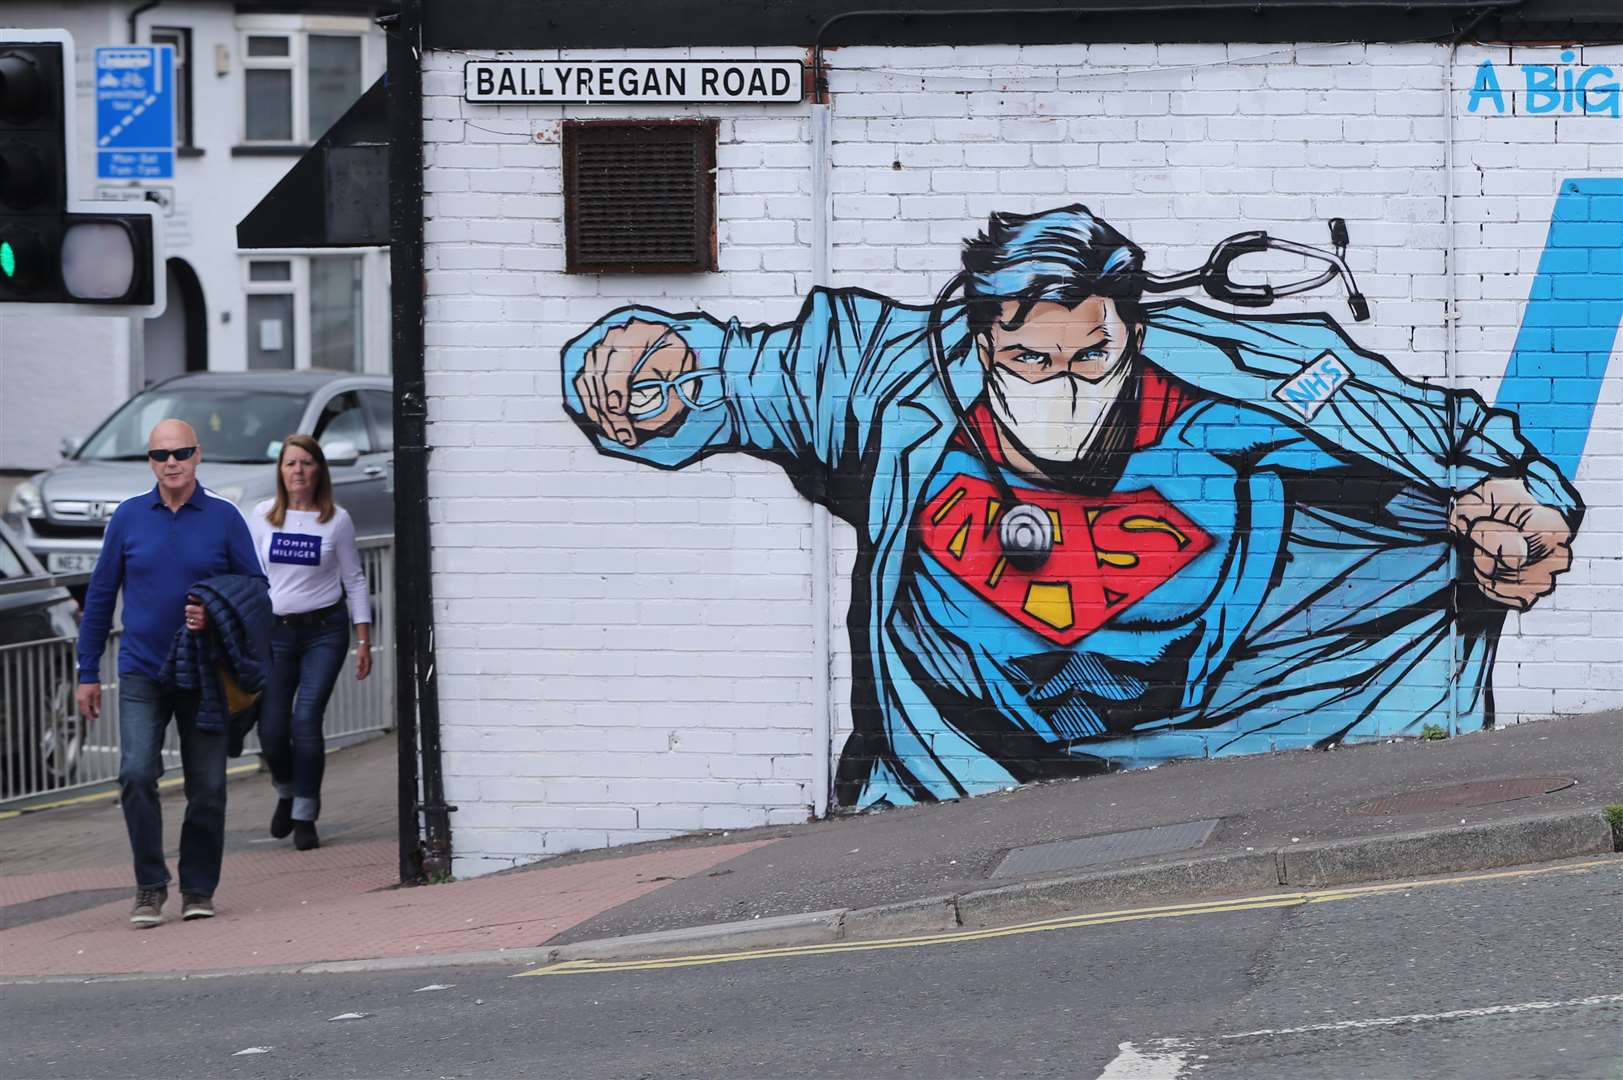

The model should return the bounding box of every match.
[159,574,273,745]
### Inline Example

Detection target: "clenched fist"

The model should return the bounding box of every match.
[1449,476,1574,611]
[572,319,696,448]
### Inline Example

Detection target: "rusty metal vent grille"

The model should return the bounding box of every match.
[564,120,717,274]
[1351,777,1574,817]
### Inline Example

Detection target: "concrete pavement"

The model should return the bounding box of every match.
[1,711,1619,980]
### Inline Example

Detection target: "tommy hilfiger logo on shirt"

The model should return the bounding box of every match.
[269,532,322,566]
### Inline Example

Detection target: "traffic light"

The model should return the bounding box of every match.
[0,30,163,315]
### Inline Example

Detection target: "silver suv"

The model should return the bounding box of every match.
[6,371,394,575]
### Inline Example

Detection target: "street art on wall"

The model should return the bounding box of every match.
[561,202,1589,810]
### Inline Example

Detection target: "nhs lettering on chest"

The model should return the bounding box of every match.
[1274,352,1351,420]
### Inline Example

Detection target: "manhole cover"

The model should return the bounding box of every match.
[1352,776,1575,817]
[990,819,1220,879]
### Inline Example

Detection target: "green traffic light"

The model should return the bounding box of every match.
[0,240,14,279]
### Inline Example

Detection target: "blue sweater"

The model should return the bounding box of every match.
[77,483,266,684]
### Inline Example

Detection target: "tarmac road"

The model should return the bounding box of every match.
[7,857,1620,1080]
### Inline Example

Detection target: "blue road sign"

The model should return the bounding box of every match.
[95,45,175,180]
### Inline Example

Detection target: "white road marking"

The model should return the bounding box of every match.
[1095,1040,1196,1079]
[1096,993,1623,1078]
[1219,992,1623,1041]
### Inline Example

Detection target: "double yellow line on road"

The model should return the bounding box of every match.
[518,859,1613,977]
[0,763,260,821]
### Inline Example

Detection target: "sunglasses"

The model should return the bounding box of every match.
[147,446,199,463]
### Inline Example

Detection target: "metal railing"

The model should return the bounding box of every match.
[0,539,395,805]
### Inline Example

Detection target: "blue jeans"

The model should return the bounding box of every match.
[117,673,226,897]
[259,606,349,822]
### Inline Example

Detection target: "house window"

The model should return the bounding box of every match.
[149,27,195,151]
[310,256,363,371]
[238,16,370,146]
[563,120,718,274]
[243,34,295,142]
[307,35,362,140]
[243,255,365,371]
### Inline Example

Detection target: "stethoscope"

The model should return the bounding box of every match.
[928,218,1369,573]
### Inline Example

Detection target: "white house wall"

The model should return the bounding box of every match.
[1,2,389,472]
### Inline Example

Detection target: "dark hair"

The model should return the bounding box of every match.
[960,205,1146,339]
[266,434,336,527]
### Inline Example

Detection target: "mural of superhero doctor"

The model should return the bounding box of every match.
[561,205,1582,810]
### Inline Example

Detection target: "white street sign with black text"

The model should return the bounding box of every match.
[464,59,804,104]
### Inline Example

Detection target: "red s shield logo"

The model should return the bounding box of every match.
[917,477,1213,646]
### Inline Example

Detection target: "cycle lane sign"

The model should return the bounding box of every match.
[95,45,174,180]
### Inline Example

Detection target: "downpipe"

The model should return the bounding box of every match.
[385,0,453,882]
[1442,6,1504,737]
[810,103,834,818]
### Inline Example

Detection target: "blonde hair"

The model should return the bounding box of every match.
[265,434,337,527]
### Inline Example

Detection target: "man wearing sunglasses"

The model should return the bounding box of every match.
[76,419,266,926]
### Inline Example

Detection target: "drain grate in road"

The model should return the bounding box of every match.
[990,818,1221,879]
[1352,776,1575,817]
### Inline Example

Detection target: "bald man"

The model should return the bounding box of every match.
[77,419,266,926]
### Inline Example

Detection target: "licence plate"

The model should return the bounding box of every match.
[46,552,100,574]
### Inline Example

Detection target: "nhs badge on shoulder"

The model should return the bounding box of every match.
[1274,351,1351,420]
[269,532,322,566]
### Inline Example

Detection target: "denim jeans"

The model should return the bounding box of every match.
[117,673,226,897]
[259,606,349,822]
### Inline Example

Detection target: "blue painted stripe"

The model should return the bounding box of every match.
[1494,177,1623,477]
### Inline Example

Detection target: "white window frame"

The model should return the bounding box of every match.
[241,250,384,372]
[242,255,307,368]
[148,26,193,149]
[237,14,373,146]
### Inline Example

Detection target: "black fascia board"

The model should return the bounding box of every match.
[237,77,390,249]
[233,0,388,15]
[424,0,1621,51]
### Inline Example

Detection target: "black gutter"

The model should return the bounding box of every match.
[385,0,452,883]
[812,0,1527,100]
[425,0,1604,50]
[127,0,162,44]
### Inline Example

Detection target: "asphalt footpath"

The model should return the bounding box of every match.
[1,711,1619,981]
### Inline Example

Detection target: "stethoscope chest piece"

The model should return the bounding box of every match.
[998,503,1054,572]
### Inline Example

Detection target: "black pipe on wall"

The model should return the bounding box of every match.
[385,0,452,883]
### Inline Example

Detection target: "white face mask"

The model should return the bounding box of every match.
[985,359,1131,465]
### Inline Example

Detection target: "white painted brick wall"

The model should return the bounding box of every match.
[423,41,1623,878]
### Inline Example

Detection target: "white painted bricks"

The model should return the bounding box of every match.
[422,42,1623,877]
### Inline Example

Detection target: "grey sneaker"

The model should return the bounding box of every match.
[130,887,167,925]
[181,894,215,920]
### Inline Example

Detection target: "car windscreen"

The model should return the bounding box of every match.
[76,388,310,465]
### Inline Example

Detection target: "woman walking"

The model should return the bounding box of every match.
[250,435,372,850]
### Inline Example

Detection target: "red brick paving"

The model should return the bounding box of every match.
[0,838,774,977]
[0,738,778,978]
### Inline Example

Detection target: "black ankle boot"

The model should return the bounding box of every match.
[293,820,320,851]
[270,798,293,839]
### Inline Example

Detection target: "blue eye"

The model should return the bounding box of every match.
[1081,347,1108,361]
[1016,351,1048,365]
